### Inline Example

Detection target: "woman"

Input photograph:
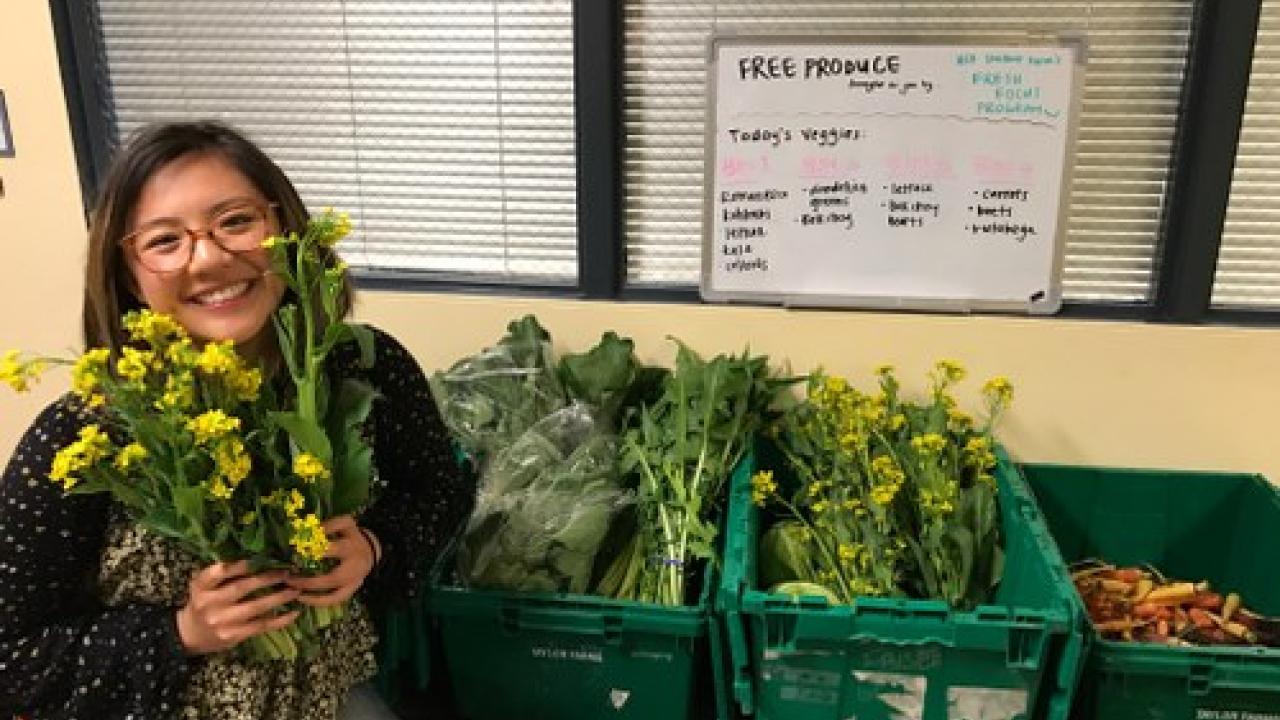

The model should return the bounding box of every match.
[0,122,471,719]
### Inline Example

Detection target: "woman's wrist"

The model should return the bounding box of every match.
[358,527,382,569]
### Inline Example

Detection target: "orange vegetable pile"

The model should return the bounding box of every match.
[1072,562,1280,647]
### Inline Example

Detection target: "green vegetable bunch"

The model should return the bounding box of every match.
[756,361,1013,609]
[597,342,792,606]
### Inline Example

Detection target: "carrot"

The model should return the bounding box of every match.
[1189,608,1215,630]
[1109,567,1143,583]
[1192,592,1223,611]
[1222,592,1241,622]
[1133,578,1154,601]
[1145,582,1197,606]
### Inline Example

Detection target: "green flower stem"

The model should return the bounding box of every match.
[774,444,855,602]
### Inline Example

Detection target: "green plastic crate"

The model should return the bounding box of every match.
[429,513,740,719]
[718,446,1084,720]
[1019,462,1280,720]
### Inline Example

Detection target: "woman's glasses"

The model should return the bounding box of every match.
[123,201,277,274]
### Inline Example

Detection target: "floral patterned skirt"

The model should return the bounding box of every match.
[97,520,377,720]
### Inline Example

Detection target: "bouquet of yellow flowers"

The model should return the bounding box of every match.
[1,209,375,661]
[752,361,1013,609]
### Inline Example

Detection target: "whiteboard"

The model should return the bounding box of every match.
[701,37,1084,313]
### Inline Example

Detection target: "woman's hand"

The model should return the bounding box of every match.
[284,515,376,608]
[176,560,301,656]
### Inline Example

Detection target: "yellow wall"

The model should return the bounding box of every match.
[0,1,90,452]
[3,1,1278,480]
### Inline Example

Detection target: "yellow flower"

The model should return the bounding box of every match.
[910,433,947,456]
[226,367,263,402]
[964,436,998,470]
[214,437,251,487]
[290,514,329,562]
[116,347,152,385]
[870,481,901,506]
[196,341,240,376]
[48,425,113,491]
[165,337,197,368]
[156,371,195,411]
[49,447,83,490]
[284,489,305,516]
[293,452,330,483]
[261,235,282,249]
[870,455,905,484]
[0,350,47,392]
[71,348,111,400]
[75,425,113,466]
[920,489,955,518]
[811,500,830,514]
[983,376,1015,408]
[858,404,886,426]
[186,410,240,445]
[947,408,973,432]
[207,478,233,500]
[750,470,778,506]
[935,359,966,383]
[240,510,258,525]
[114,442,148,471]
[123,310,186,349]
[838,543,857,562]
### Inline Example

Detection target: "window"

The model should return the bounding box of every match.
[622,1,1196,303]
[55,0,1274,321]
[1214,0,1280,309]
[94,0,579,284]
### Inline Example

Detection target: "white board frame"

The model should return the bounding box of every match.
[700,34,1086,314]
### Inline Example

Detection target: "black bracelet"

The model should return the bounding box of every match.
[358,528,382,568]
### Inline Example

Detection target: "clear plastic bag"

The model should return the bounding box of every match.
[429,339,564,461]
[457,403,633,594]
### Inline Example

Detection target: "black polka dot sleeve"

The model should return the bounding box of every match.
[347,327,472,609]
[0,398,190,719]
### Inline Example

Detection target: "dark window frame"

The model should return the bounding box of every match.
[50,0,1270,324]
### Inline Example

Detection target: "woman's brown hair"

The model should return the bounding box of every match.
[83,121,353,355]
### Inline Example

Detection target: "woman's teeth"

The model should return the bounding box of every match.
[194,281,251,305]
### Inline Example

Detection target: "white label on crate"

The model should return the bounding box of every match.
[947,686,1028,719]
[529,645,604,663]
[609,689,631,710]
[630,650,675,663]
[769,662,841,706]
[852,671,927,720]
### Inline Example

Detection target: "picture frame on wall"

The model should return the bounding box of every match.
[0,91,14,158]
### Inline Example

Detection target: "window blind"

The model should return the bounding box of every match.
[96,0,579,283]
[1213,1,1279,309]
[622,1,1195,302]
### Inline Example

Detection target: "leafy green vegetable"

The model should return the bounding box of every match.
[429,316,563,461]
[597,342,792,605]
[437,318,666,596]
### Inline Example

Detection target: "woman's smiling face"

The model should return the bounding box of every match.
[123,151,286,358]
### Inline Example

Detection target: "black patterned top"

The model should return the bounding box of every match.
[0,326,471,719]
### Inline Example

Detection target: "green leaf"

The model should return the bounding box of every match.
[760,520,818,588]
[348,324,376,369]
[558,331,641,420]
[944,524,976,606]
[271,411,333,464]
[170,484,206,538]
[331,443,373,517]
[325,379,379,515]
